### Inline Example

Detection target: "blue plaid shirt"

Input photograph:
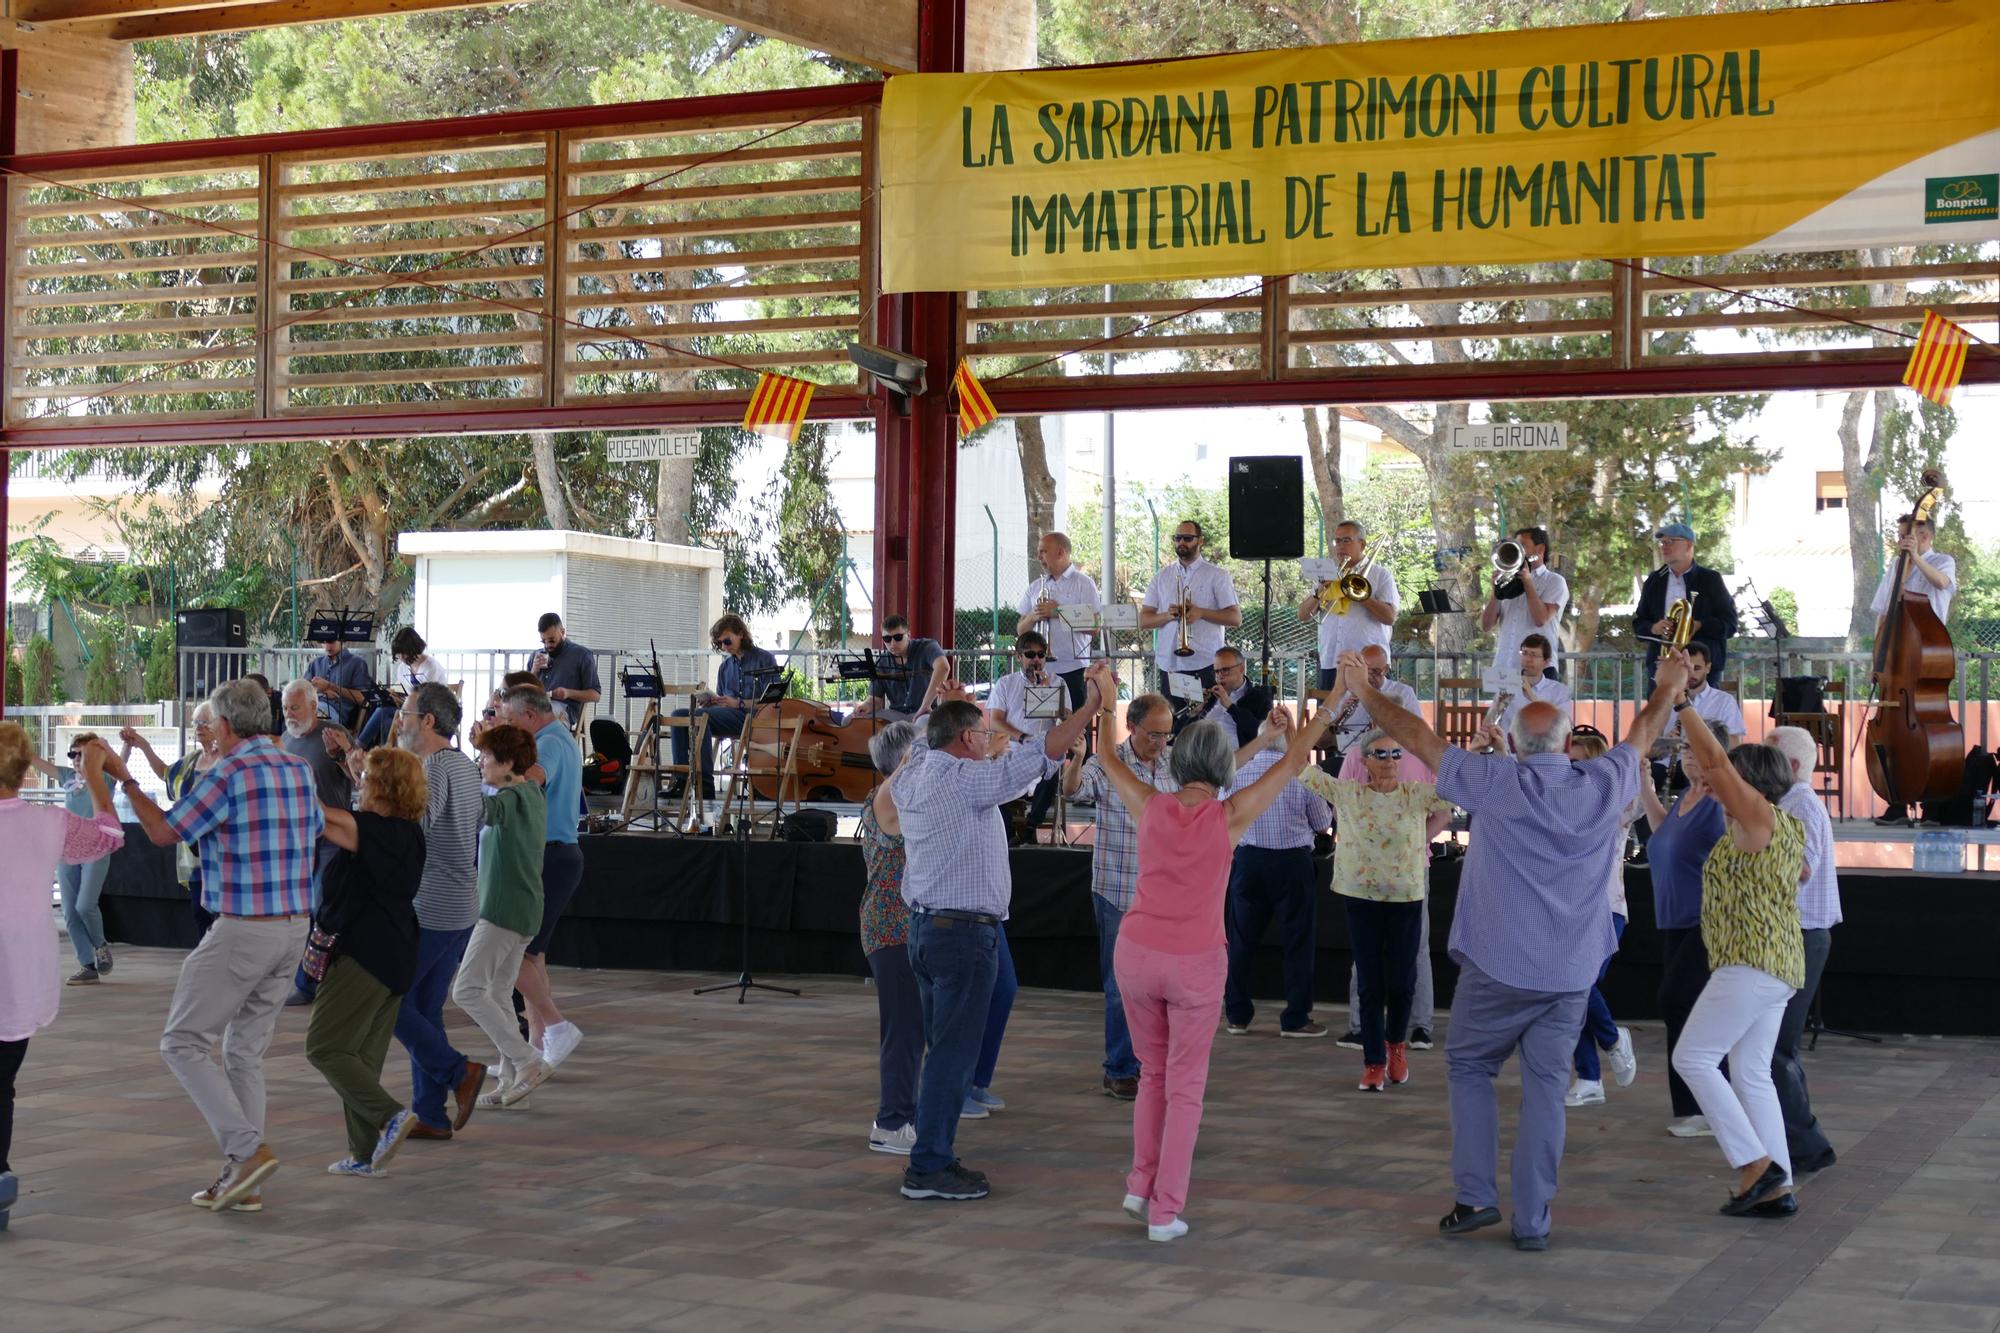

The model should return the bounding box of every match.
[1436,744,1639,993]
[1226,745,1330,849]
[166,735,323,917]
[893,737,1054,919]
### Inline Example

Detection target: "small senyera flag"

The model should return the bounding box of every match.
[1903,309,1974,407]
[742,372,815,441]
[953,360,998,437]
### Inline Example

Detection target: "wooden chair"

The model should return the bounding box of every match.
[617,680,706,833]
[1436,677,1488,749]
[1775,680,1846,818]
[719,711,808,838]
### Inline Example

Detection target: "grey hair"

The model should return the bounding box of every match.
[281,678,315,704]
[1510,705,1574,756]
[1729,741,1794,803]
[869,720,918,773]
[1126,694,1169,730]
[1335,518,1368,540]
[1042,531,1072,554]
[501,683,555,717]
[1169,719,1237,790]
[1767,726,1816,783]
[925,700,983,750]
[210,678,274,738]
[410,682,461,737]
[1355,728,1388,753]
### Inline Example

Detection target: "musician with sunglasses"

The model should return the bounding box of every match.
[854,615,951,723]
[668,614,779,800]
[1138,521,1242,733]
[986,632,1066,839]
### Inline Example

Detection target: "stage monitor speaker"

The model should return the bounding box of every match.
[1227,455,1304,559]
[176,607,246,649]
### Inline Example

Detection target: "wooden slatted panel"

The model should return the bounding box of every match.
[559,110,870,406]
[8,159,264,425]
[963,279,1268,382]
[270,133,549,412]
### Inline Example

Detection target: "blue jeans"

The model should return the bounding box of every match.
[907,913,1000,1175]
[58,855,110,970]
[1093,894,1138,1079]
[973,926,1015,1089]
[1574,913,1627,1080]
[670,705,748,777]
[356,705,396,749]
[1344,896,1422,1067]
[396,924,474,1130]
[1222,845,1318,1032]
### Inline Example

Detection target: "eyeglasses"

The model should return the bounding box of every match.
[1020,651,1046,660]
[883,633,906,643]
[1365,748,1404,760]
[66,749,83,760]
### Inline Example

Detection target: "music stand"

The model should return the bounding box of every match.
[693,813,802,1003]
[1742,579,1788,680]
[1416,586,1466,712]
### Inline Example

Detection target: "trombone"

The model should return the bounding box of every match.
[1309,558,1374,620]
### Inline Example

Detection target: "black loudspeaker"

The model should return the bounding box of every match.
[176,607,246,649]
[1227,455,1305,559]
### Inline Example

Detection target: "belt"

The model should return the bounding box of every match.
[911,906,1001,928]
[228,912,309,922]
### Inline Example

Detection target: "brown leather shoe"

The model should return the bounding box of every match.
[409,1121,453,1141]
[452,1061,487,1132]
[1103,1074,1138,1101]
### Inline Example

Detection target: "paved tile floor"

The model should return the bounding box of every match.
[2,947,1997,1332]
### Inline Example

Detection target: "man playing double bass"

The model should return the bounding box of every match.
[1870,515,1958,824]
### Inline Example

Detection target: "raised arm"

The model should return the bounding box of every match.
[1222,704,1336,842]
[1338,651,1447,773]
[1678,690,1773,850]
[120,726,171,781]
[1623,649,1692,759]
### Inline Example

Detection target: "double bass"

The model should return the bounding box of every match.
[741,697,883,802]
[1864,468,1963,807]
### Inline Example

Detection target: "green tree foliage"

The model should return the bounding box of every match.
[24,635,58,707]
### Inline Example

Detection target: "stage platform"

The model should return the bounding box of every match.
[97,827,2000,1037]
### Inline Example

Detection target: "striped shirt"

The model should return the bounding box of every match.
[1071,740,1179,910]
[893,737,1054,919]
[1436,743,1640,994]
[1226,746,1329,849]
[166,735,323,917]
[1778,782,1842,930]
[416,747,483,931]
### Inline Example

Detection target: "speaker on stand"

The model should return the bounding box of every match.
[176,608,247,699]
[1227,456,1305,688]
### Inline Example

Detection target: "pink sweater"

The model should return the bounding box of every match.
[1121,795,1232,955]
[0,798,124,1042]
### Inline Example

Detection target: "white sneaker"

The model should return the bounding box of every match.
[1607,1027,1637,1087]
[1122,1193,1148,1222]
[1565,1078,1605,1107]
[1148,1217,1190,1243]
[868,1122,917,1156]
[541,1022,584,1069]
[501,1058,551,1106]
[1667,1115,1715,1138]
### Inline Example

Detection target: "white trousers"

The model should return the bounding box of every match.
[1670,964,1796,1183]
[451,920,537,1069]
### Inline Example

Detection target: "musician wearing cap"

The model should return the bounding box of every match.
[1298,520,1400,691]
[1139,521,1242,732]
[1017,532,1100,709]
[1479,526,1568,678]
[1633,522,1738,684]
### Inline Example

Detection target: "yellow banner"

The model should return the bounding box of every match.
[879,0,2000,292]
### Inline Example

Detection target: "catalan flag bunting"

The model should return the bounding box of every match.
[1903,309,1974,408]
[742,372,815,441]
[954,360,998,437]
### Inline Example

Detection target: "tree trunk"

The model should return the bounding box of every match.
[1841,248,1909,647]
[1015,416,1058,551]
[655,457,696,545]
[1301,406,1343,548]
[530,431,570,531]
[1414,402,1480,656]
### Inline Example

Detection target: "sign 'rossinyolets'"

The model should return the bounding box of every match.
[604,432,701,464]
[876,0,2000,292]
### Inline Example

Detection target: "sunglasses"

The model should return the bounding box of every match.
[883,633,906,643]
[1365,748,1404,760]
[1172,535,1200,543]
[66,749,84,760]
[1021,651,1046,660]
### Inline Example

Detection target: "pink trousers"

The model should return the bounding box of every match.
[1113,935,1228,1226]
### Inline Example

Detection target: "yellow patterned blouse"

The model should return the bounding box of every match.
[1299,769,1454,904]
[1700,807,1806,989]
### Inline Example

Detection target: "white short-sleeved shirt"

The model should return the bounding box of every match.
[1141,557,1240,672]
[1313,559,1400,667]
[986,670,1060,741]
[1330,679,1421,750]
[1499,676,1574,734]
[1662,682,1746,741]
[1870,552,1957,625]
[1489,564,1569,674]
[1017,563,1100,677]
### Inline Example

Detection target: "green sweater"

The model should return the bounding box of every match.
[478,783,546,938]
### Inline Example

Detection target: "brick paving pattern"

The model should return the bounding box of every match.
[2,947,1997,1332]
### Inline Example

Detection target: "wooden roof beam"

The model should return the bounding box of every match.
[656,0,1034,73]
[12,0,272,24]
[62,0,522,41]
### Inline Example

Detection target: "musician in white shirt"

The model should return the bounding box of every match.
[1479,525,1568,676]
[1321,645,1420,764]
[1139,520,1242,730]
[1653,643,1745,755]
[1017,532,1101,709]
[987,631,1066,839]
[1498,635,1574,736]
[1298,521,1400,691]
[1868,516,1956,625]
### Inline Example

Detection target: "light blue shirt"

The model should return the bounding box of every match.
[1226,746,1329,850]
[892,737,1054,919]
[1779,782,1842,931]
[535,718,581,845]
[1436,743,1640,994]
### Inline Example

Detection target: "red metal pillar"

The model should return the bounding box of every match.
[0,48,16,719]
[872,0,964,646]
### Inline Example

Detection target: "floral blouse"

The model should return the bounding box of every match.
[858,799,910,955]
[1301,769,1453,904]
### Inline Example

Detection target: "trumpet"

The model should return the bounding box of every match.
[1174,573,1195,657]
[1491,540,1526,600]
[1310,558,1374,619]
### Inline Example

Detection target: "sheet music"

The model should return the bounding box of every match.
[1023,683,1065,719]
[1098,603,1140,629]
[1057,604,1098,630]
[1167,671,1203,700]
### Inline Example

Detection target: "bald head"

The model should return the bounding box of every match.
[1510,701,1573,756]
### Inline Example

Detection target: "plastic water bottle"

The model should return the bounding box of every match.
[1915,830,1962,873]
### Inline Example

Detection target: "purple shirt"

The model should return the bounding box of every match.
[1436,744,1641,994]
